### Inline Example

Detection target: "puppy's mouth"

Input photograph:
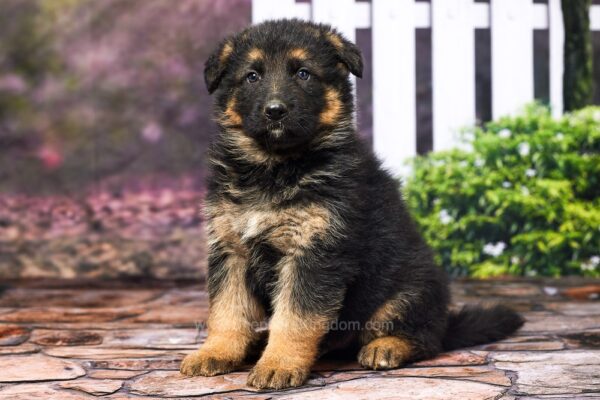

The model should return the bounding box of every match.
[266,121,285,138]
[258,120,306,153]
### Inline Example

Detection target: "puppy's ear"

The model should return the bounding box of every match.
[326,31,363,78]
[204,39,234,94]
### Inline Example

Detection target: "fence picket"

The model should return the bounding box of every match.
[491,0,535,119]
[549,0,564,117]
[372,0,417,174]
[432,0,476,151]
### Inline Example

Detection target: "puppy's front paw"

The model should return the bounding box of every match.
[247,359,309,390]
[358,336,411,370]
[180,350,239,377]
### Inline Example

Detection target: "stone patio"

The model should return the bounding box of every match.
[0,279,598,399]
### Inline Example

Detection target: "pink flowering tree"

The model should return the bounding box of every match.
[0,0,250,193]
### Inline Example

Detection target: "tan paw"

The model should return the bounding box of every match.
[358,336,411,370]
[180,350,239,377]
[247,359,309,390]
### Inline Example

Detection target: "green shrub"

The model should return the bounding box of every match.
[405,105,600,278]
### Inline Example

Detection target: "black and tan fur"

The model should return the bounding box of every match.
[180,19,524,390]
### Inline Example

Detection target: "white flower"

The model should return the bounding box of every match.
[518,142,530,156]
[498,128,511,138]
[543,286,559,296]
[474,158,485,168]
[502,181,512,188]
[459,161,468,168]
[581,262,595,271]
[555,132,564,140]
[525,168,537,178]
[520,186,530,196]
[581,256,599,271]
[483,242,506,257]
[439,209,452,225]
[511,256,520,264]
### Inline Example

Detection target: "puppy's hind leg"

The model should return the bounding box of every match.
[357,292,445,370]
[358,336,413,370]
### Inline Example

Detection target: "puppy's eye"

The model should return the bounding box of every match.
[246,71,260,83]
[297,68,310,80]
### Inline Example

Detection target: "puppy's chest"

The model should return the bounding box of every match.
[206,200,331,254]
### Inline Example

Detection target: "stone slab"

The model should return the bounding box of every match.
[491,351,600,395]
[0,307,144,323]
[0,383,93,399]
[128,370,250,397]
[278,377,505,400]
[0,354,85,382]
[59,378,123,396]
[0,325,30,346]
[44,346,176,360]
[30,329,103,346]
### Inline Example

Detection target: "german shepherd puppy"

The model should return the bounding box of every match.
[180,19,523,390]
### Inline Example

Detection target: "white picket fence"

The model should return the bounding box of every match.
[252,0,600,176]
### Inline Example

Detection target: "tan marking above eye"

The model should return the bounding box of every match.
[319,87,343,126]
[289,48,308,60]
[247,48,265,62]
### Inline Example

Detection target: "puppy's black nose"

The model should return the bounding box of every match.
[264,101,288,121]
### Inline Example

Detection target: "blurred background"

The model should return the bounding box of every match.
[0,0,598,281]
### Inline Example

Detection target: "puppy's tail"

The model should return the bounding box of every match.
[442,305,524,351]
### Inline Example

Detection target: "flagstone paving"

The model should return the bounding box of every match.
[0,279,598,399]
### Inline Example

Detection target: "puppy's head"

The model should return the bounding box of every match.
[205,19,363,154]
